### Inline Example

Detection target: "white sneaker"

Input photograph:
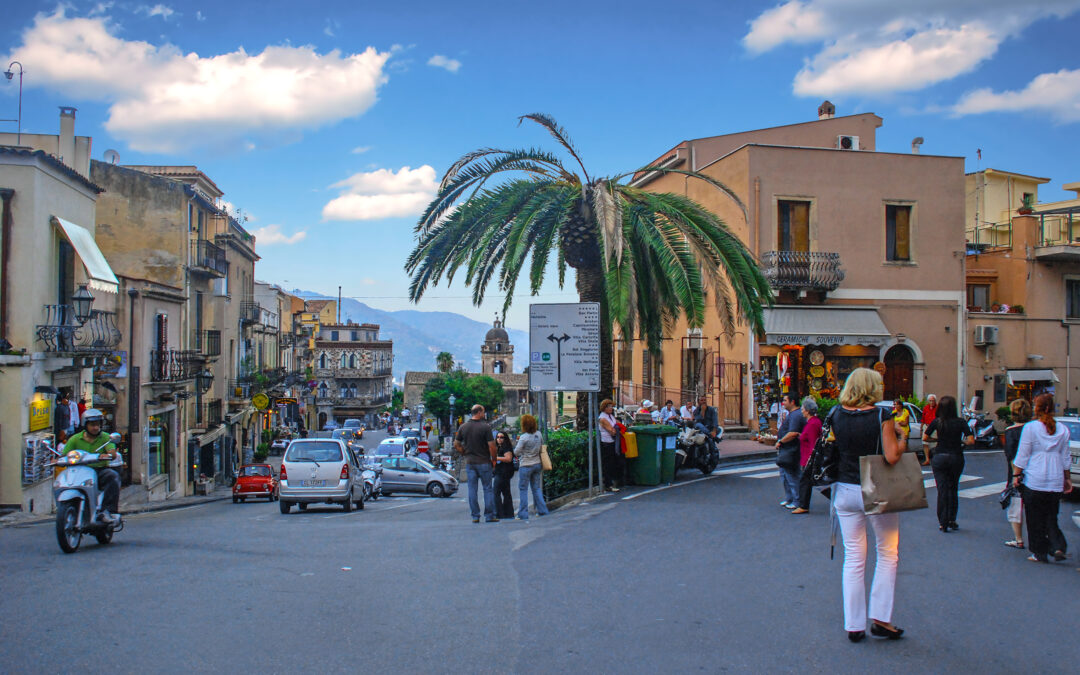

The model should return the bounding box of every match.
[780,500,791,507]
[784,502,797,510]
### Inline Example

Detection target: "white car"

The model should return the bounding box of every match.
[269,437,290,453]
[1054,416,1080,485]
[278,439,365,514]
[875,400,924,455]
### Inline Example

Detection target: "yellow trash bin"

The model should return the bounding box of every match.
[622,431,638,459]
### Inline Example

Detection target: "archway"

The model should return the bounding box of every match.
[318,412,327,430]
[883,344,915,400]
[493,360,505,374]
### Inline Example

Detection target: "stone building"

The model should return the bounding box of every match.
[312,322,393,428]
[481,319,514,374]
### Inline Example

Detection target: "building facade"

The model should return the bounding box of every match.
[312,322,393,428]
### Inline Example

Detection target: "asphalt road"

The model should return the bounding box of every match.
[2,449,1077,673]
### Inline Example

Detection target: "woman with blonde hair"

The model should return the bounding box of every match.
[1013,393,1072,563]
[831,368,906,642]
[1001,398,1031,548]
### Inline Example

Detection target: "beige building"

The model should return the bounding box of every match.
[312,321,393,428]
[623,105,966,430]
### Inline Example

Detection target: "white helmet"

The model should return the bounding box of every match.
[82,408,105,425]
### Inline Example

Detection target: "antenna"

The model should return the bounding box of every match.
[103,149,120,164]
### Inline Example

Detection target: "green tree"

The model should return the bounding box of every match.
[422,372,504,427]
[406,114,771,428]
[435,351,454,373]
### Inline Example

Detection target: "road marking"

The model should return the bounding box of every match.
[621,474,719,500]
[923,474,980,488]
[959,481,1007,499]
[745,470,780,479]
[1072,510,1080,531]
[712,463,775,476]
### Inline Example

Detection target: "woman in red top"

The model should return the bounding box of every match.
[792,397,824,514]
[920,395,938,465]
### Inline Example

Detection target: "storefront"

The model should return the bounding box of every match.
[1003,369,1059,404]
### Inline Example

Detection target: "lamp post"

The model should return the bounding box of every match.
[4,62,23,146]
[448,394,456,436]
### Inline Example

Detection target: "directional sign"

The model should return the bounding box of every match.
[528,303,601,392]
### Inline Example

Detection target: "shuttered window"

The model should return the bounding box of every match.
[778,200,810,252]
[886,205,912,261]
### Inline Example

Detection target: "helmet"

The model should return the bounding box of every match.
[82,408,105,425]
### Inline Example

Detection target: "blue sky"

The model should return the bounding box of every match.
[4,0,1080,330]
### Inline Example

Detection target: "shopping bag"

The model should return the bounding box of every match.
[860,453,928,514]
[540,444,553,472]
[622,432,638,459]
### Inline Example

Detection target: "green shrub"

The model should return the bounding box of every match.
[995,406,1012,425]
[813,396,839,420]
[542,428,589,498]
[254,442,269,462]
[901,394,928,409]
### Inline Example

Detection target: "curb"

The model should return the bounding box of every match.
[0,494,231,529]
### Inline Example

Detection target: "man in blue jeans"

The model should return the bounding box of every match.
[454,405,498,522]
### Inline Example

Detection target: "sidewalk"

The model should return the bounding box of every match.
[719,438,775,462]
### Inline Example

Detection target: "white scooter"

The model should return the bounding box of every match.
[49,433,124,554]
[673,419,723,475]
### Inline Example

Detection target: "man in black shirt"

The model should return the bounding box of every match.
[454,405,498,522]
[774,394,805,508]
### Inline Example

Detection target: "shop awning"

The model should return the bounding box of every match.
[1007,369,1060,385]
[53,216,119,294]
[198,424,226,447]
[763,308,891,346]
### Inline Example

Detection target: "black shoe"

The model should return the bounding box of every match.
[870,623,904,639]
[847,631,865,643]
[939,525,949,532]
[486,518,499,523]
[948,522,959,530]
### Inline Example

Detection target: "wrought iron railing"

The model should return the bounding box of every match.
[150,349,199,382]
[192,329,221,358]
[760,251,845,292]
[206,398,223,425]
[192,239,228,276]
[36,306,122,353]
[239,300,260,324]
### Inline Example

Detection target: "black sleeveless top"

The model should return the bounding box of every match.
[832,407,891,485]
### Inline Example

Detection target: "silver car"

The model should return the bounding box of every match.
[279,439,365,513]
[1055,416,1080,484]
[876,400,924,456]
[379,456,457,498]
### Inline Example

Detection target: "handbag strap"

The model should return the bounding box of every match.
[876,407,885,456]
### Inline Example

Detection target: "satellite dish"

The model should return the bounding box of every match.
[103,149,120,165]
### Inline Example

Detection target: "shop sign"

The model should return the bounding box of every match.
[275,397,297,406]
[767,334,886,346]
[29,399,52,432]
[252,393,270,410]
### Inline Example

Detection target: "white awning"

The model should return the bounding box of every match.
[198,424,226,447]
[1007,370,1060,385]
[763,307,891,346]
[53,216,119,294]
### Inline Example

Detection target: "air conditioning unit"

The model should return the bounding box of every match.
[974,324,999,346]
[837,135,860,150]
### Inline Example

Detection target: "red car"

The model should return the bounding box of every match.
[233,464,279,502]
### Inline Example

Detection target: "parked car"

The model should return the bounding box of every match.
[379,456,458,497]
[875,400,924,457]
[269,437,290,453]
[278,439,365,513]
[374,437,408,457]
[233,464,279,502]
[1055,416,1080,486]
[331,428,366,456]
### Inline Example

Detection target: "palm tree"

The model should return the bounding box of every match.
[406,114,772,426]
[435,351,454,373]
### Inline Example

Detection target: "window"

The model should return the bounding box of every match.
[777,200,810,252]
[967,284,991,312]
[319,353,327,369]
[886,204,912,261]
[340,353,347,368]
[148,413,171,477]
[331,330,339,341]
[1068,279,1080,319]
[351,331,358,341]
[318,382,329,398]
[616,341,632,381]
[348,354,356,369]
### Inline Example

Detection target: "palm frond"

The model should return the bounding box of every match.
[614,166,748,223]
[593,179,623,269]
[519,113,591,184]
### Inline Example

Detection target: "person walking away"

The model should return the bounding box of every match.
[492,432,516,520]
[597,399,622,492]
[63,409,121,523]
[1012,393,1072,563]
[830,368,906,642]
[921,395,973,532]
[792,397,822,514]
[514,414,548,520]
[1002,398,1032,549]
[774,394,804,509]
[454,405,498,523]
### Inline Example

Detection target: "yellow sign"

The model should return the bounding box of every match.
[29,399,52,432]
[252,393,270,410]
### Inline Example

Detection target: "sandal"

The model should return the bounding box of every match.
[1004,540,1025,549]
[1027,555,1048,563]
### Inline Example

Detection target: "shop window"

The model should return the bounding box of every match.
[1067,279,1080,319]
[886,204,912,261]
[777,200,810,252]
[967,284,991,312]
[148,413,170,478]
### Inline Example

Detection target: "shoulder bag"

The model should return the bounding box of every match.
[806,408,839,486]
[540,442,553,472]
[860,408,928,515]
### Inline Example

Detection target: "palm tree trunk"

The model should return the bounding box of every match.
[574,262,612,431]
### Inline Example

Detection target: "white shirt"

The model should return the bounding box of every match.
[660,406,678,423]
[1014,420,1071,492]
[598,412,617,443]
[679,405,694,420]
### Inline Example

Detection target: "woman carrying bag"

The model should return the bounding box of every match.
[921,396,974,532]
[831,368,906,643]
[1013,393,1072,563]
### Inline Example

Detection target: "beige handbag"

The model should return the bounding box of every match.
[860,452,928,514]
[540,444,552,472]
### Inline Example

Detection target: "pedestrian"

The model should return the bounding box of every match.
[921,395,973,532]
[453,404,498,523]
[680,400,695,422]
[77,397,87,421]
[649,402,662,423]
[791,397,822,514]
[831,367,906,642]
[660,400,678,424]
[1002,398,1031,549]
[892,400,910,441]
[55,393,72,439]
[492,431,516,520]
[67,394,80,434]
[1012,393,1072,563]
[638,399,652,415]
[597,399,622,492]
[774,393,804,509]
[514,414,548,520]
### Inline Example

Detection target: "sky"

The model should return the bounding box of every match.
[3,0,1080,331]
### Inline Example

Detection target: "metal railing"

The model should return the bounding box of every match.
[1038,209,1079,247]
[759,251,845,292]
[193,329,221,358]
[966,222,1013,252]
[36,306,122,353]
[191,239,228,276]
[239,300,260,324]
[206,399,223,425]
[150,349,198,382]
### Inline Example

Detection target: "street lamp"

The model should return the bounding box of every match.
[448,394,456,435]
[4,61,23,145]
[196,368,214,395]
[71,284,95,324]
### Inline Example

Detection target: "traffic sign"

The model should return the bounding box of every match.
[528,303,601,392]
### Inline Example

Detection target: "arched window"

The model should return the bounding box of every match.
[496,343,501,352]
[340,353,347,368]
[318,353,326,369]
[349,354,356,369]
[318,382,328,398]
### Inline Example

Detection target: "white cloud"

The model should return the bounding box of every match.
[360,278,378,285]
[953,68,1080,122]
[136,4,175,20]
[322,165,438,221]
[323,19,339,37]
[6,9,390,152]
[744,0,1080,96]
[427,54,461,73]
[251,224,306,245]
[195,10,205,22]
[351,145,371,154]
[89,2,114,17]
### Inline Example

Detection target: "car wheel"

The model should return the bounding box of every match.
[427,482,445,498]
[342,492,353,512]
[356,493,365,510]
[232,496,239,504]
[279,500,291,514]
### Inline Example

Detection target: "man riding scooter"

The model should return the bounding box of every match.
[63,409,121,523]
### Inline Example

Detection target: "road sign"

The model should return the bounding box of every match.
[528,303,601,392]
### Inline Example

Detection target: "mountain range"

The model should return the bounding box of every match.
[293,291,528,382]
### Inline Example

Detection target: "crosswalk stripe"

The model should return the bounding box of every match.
[958,481,1007,499]
[745,470,780,479]
[923,474,980,489]
[712,463,775,476]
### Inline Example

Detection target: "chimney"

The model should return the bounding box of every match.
[817,100,835,120]
[911,137,924,154]
[59,107,76,168]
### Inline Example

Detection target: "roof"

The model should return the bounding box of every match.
[122,164,225,196]
[306,300,334,311]
[0,146,103,193]
[965,168,1051,184]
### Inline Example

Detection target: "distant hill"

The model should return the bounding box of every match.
[293,291,528,383]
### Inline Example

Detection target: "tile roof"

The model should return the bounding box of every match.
[0,146,103,193]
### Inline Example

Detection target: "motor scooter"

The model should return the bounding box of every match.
[49,433,124,554]
[671,418,723,475]
[964,410,1000,448]
[361,459,383,501]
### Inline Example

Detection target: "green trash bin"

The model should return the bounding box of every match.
[656,426,680,483]
[627,425,662,486]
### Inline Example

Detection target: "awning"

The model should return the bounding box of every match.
[198,424,226,447]
[763,308,891,346]
[52,216,119,294]
[1007,370,1060,385]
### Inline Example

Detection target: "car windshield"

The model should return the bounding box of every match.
[240,466,271,477]
[412,457,435,470]
[401,429,420,437]
[377,441,404,456]
[1059,420,1080,442]
[285,442,343,462]
[332,429,362,442]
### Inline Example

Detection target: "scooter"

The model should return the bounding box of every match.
[671,419,723,475]
[49,433,124,554]
[965,410,1000,448]
[361,459,383,501]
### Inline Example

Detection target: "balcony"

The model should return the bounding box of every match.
[966,222,1012,253]
[191,239,228,277]
[239,300,260,324]
[760,251,845,293]
[205,398,223,425]
[36,306,122,354]
[1035,208,1080,262]
[150,349,199,383]
[193,329,222,358]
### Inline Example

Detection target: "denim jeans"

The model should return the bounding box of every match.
[466,462,496,521]
[517,464,549,520]
[780,465,800,504]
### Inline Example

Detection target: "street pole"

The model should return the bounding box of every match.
[4,62,23,146]
[587,392,595,496]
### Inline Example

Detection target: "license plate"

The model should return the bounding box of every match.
[301,480,325,487]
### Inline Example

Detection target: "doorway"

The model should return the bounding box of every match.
[883,345,914,400]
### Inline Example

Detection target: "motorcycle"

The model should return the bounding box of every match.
[361,459,383,501]
[964,409,1000,448]
[671,418,723,475]
[49,433,124,554]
